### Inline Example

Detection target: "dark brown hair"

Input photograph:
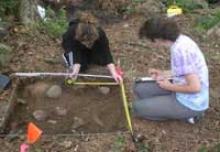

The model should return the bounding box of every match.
[75,12,99,46]
[139,17,180,42]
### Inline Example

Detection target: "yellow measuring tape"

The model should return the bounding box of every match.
[65,79,118,86]
[120,82,134,136]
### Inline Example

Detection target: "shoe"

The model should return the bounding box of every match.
[187,113,205,124]
[187,117,195,124]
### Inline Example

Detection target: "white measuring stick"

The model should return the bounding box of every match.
[14,72,113,79]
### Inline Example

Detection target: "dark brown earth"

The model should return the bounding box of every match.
[10,79,126,134]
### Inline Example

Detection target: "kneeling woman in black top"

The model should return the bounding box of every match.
[62,12,122,83]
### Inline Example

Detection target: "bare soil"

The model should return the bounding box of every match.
[9,79,126,134]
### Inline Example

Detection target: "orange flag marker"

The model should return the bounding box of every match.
[27,122,42,144]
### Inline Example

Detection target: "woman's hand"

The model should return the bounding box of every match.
[112,72,123,83]
[69,64,81,80]
[156,78,173,90]
[156,74,201,93]
[107,63,123,83]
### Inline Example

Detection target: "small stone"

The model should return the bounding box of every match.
[46,85,62,98]
[19,134,26,140]
[47,120,57,125]
[33,110,47,121]
[84,135,90,142]
[123,24,129,28]
[73,145,79,151]
[60,141,73,149]
[25,82,50,97]
[134,133,146,142]
[27,52,33,55]
[17,98,26,105]
[71,129,76,133]
[72,117,85,129]
[98,86,110,95]
[55,107,67,116]
[162,129,166,135]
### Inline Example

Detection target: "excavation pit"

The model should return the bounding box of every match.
[8,78,127,134]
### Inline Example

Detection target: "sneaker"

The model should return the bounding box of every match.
[187,117,196,124]
[187,113,205,124]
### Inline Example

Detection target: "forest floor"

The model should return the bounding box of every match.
[0,9,220,152]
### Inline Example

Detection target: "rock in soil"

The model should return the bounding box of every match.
[72,117,85,129]
[17,98,27,105]
[60,140,73,149]
[46,85,62,98]
[24,82,50,97]
[47,120,57,125]
[55,106,67,116]
[98,86,110,95]
[33,110,48,121]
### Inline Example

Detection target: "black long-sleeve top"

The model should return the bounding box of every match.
[62,20,114,70]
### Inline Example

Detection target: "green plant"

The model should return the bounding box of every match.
[0,0,19,18]
[132,0,145,3]
[111,135,125,152]
[137,143,150,152]
[198,145,208,152]
[210,143,220,152]
[196,9,220,31]
[37,7,68,39]
[0,43,12,67]
[166,0,208,12]
[121,5,136,15]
